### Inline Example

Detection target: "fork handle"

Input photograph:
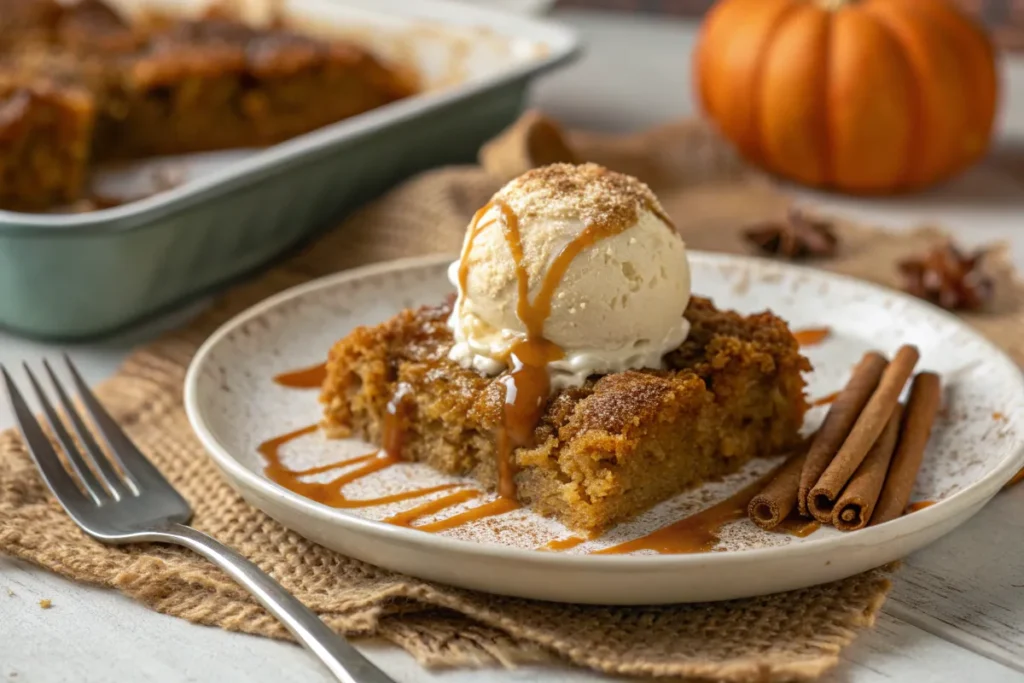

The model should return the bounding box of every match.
[156,523,398,683]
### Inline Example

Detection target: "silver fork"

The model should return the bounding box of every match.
[2,356,397,683]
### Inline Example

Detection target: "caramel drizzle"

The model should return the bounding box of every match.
[415,497,521,533]
[273,362,327,389]
[259,425,458,510]
[260,424,321,463]
[772,517,821,538]
[906,500,936,513]
[593,469,778,555]
[458,199,641,500]
[649,204,676,233]
[258,425,522,535]
[793,327,831,347]
[384,489,481,527]
[383,382,414,460]
[539,536,587,552]
[810,391,840,407]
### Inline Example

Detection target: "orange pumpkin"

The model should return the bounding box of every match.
[694,0,999,194]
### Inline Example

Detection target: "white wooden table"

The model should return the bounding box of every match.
[3,10,1024,682]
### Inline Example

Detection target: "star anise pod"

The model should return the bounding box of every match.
[743,208,838,259]
[898,242,994,312]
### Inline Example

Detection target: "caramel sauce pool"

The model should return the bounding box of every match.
[906,500,936,513]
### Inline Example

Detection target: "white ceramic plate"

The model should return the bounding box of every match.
[185,252,1024,605]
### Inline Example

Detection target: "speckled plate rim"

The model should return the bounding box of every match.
[183,252,1024,576]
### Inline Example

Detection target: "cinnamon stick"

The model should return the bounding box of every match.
[807,345,920,523]
[748,450,807,531]
[871,372,942,526]
[798,351,889,515]
[832,404,904,531]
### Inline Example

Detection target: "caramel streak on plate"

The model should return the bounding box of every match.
[272,362,327,389]
[595,469,777,555]
[793,327,831,347]
[539,536,587,552]
[772,517,821,538]
[259,426,459,509]
[811,391,840,407]
[259,424,321,463]
[384,489,481,527]
[415,497,521,533]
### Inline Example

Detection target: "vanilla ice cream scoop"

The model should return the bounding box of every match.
[448,163,691,389]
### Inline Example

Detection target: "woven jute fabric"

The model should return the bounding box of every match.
[3,111,1024,681]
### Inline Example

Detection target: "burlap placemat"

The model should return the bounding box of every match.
[3,111,1023,681]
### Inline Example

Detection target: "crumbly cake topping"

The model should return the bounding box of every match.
[493,163,667,230]
[128,16,374,84]
[342,296,804,431]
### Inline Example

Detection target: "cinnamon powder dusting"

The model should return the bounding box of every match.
[494,163,671,232]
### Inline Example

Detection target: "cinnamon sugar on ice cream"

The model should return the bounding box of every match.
[493,162,668,231]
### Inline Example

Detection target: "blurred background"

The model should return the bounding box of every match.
[555,0,1024,50]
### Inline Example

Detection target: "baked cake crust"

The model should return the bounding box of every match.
[0,0,416,210]
[321,297,809,533]
[0,54,97,209]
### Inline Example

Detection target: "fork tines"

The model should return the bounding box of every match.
[2,356,160,509]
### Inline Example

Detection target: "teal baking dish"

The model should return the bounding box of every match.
[0,0,579,340]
